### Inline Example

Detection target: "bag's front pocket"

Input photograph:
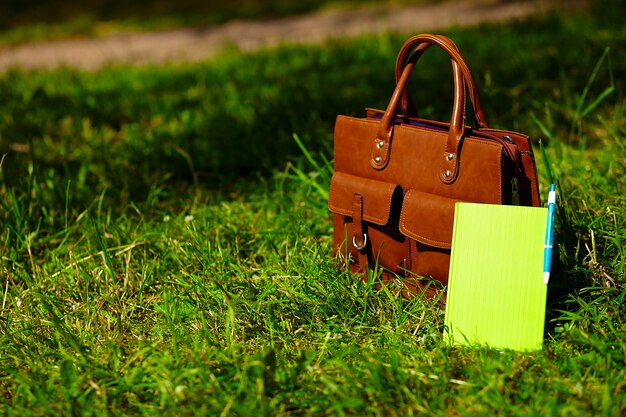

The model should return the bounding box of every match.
[328,172,409,275]
[399,189,457,285]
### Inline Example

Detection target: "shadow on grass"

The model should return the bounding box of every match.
[1,6,624,209]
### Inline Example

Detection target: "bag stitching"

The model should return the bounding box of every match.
[399,190,452,248]
[328,173,397,225]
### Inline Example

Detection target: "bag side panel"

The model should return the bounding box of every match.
[334,115,504,204]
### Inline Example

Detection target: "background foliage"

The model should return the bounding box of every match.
[0,0,438,45]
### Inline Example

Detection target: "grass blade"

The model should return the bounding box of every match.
[89,212,117,283]
[539,139,554,186]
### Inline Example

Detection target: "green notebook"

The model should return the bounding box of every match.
[444,203,548,351]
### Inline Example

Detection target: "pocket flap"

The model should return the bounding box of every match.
[328,172,398,225]
[399,190,457,249]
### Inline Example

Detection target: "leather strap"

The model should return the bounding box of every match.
[396,41,432,117]
[370,34,487,184]
[394,34,489,128]
[351,193,367,251]
[351,193,369,273]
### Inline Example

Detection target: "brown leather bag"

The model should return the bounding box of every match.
[328,34,540,299]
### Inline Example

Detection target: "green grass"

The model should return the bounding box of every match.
[1,3,626,416]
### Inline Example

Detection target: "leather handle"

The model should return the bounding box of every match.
[394,34,489,129]
[370,34,486,184]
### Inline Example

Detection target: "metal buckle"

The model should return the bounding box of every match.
[352,233,368,251]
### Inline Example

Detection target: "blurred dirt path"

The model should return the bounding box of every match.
[0,0,588,72]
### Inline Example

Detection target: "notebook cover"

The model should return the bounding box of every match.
[444,203,548,351]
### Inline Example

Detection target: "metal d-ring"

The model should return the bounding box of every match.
[352,233,368,251]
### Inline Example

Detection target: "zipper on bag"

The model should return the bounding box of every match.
[511,177,520,205]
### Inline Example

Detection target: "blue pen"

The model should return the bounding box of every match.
[543,184,556,285]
